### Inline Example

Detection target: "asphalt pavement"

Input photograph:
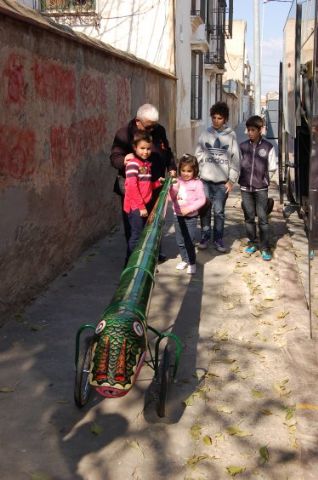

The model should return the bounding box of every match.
[0,124,318,479]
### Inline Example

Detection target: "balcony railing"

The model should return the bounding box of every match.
[206,0,233,39]
[204,53,225,69]
[41,0,96,15]
[207,23,232,39]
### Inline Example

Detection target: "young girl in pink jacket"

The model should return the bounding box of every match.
[170,154,206,274]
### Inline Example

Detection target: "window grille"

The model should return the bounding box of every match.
[207,0,233,39]
[41,0,96,15]
[216,73,223,102]
[191,52,203,120]
[204,52,225,69]
[190,0,206,22]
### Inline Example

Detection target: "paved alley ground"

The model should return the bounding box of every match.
[1,179,318,480]
[1,129,318,479]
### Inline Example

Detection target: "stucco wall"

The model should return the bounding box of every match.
[69,0,175,74]
[0,2,176,317]
[223,92,240,130]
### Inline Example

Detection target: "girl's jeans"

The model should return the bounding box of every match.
[200,181,228,242]
[174,215,198,265]
[241,189,270,250]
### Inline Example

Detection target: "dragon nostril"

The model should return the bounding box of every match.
[93,335,110,383]
[115,339,127,382]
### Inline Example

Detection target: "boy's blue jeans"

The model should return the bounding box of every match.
[174,215,198,265]
[241,189,270,250]
[200,181,228,242]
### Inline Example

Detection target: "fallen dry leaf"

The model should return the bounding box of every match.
[183,393,196,406]
[285,406,295,420]
[273,379,291,397]
[203,435,213,446]
[226,426,252,437]
[260,409,273,416]
[190,424,202,440]
[259,446,270,464]
[31,473,53,480]
[296,403,318,411]
[186,454,210,468]
[214,330,229,341]
[251,389,264,399]
[226,465,246,476]
[90,422,103,436]
[216,405,233,414]
[127,440,145,457]
[0,386,15,393]
[224,303,235,310]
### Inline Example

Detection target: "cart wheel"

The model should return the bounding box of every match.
[74,336,94,408]
[157,345,171,418]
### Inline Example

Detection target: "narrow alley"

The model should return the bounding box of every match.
[1,1,318,479]
[1,129,317,479]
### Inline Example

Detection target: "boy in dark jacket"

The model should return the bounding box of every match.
[239,115,277,261]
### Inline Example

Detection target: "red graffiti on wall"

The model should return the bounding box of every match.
[0,125,36,179]
[79,74,107,109]
[3,53,27,105]
[33,59,76,108]
[116,77,131,129]
[50,115,107,172]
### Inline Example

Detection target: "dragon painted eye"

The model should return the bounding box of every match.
[133,321,144,337]
[95,320,106,334]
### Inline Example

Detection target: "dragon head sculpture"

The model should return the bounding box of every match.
[89,309,147,398]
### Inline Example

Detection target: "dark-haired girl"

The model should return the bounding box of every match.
[170,154,206,275]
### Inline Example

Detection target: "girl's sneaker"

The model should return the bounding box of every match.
[214,240,227,253]
[187,264,196,275]
[198,239,209,249]
[176,261,187,270]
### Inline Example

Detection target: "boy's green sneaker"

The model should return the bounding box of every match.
[245,244,257,254]
[261,250,272,261]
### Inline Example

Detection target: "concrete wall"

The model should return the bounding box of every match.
[0,1,176,317]
[224,20,247,128]
[69,0,175,74]
[223,92,240,130]
[175,1,208,157]
[224,20,246,85]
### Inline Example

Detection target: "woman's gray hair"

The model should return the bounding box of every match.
[136,104,159,122]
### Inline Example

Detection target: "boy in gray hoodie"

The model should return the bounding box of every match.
[195,102,240,252]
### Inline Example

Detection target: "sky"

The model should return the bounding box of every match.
[233,0,293,95]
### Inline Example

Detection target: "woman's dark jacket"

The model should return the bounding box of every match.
[110,118,176,195]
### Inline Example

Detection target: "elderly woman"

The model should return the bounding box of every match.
[110,104,176,264]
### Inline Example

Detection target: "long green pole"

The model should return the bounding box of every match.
[89,178,173,398]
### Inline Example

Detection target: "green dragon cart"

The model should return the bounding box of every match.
[74,178,182,417]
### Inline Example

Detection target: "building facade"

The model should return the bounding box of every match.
[175,0,233,155]
[223,19,253,127]
[24,0,175,73]
[20,0,234,156]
